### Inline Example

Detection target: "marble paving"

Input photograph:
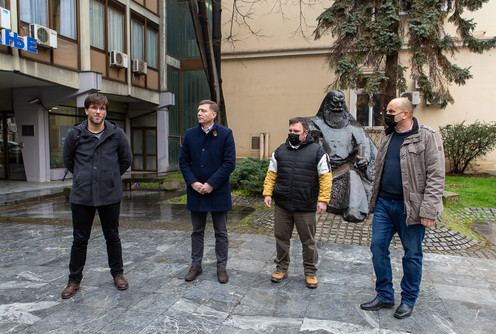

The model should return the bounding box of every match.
[1,223,495,333]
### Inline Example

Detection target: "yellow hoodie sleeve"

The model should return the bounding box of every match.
[262,170,278,197]
[318,172,333,203]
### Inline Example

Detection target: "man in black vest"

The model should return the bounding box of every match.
[263,117,332,288]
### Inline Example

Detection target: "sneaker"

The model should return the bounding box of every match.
[217,267,229,283]
[185,266,202,281]
[271,271,287,283]
[305,275,318,289]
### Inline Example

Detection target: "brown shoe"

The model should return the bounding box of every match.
[217,267,229,284]
[61,283,80,299]
[114,275,129,290]
[271,271,287,283]
[305,275,318,289]
[185,266,202,281]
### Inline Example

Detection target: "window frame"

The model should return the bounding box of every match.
[19,0,78,41]
[350,88,385,130]
[130,12,159,70]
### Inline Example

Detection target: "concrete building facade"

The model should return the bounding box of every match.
[0,0,211,182]
[221,1,496,173]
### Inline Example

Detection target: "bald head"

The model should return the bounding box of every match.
[385,97,414,132]
[389,97,413,117]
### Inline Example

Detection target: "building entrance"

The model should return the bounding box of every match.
[0,112,26,180]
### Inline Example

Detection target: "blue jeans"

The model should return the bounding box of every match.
[370,197,425,307]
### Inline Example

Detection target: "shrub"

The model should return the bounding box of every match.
[439,121,496,174]
[230,158,270,195]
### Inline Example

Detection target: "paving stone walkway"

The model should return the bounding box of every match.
[229,195,496,259]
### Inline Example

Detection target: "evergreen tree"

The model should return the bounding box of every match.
[314,0,496,108]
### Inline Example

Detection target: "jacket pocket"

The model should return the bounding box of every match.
[408,192,423,224]
[102,170,116,188]
[408,143,425,155]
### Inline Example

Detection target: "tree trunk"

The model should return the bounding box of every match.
[384,52,399,108]
[212,0,228,127]
[382,18,400,112]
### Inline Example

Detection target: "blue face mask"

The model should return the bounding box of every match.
[288,133,301,146]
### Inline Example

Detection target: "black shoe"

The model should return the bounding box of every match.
[360,297,394,311]
[185,266,202,281]
[394,303,414,319]
[217,267,229,284]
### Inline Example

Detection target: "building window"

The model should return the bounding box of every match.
[52,0,76,39]
[20,0,49,27]
[108,7,124,52]
[131,16,158,69]
[48,106,85,169]
[146,28,158,68]
[350,78,384,128]
[131,20,144,60]
[20,0,76,39]
[352,90,383,127]
[49,106,125,169]
[90,0,104,49]
[0,1,6,8]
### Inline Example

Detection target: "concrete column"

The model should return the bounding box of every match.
[156,108,169,172]
[12,90,50,182]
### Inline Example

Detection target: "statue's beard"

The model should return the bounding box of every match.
[323,110,349,129]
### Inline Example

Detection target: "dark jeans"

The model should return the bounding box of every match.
[68,202,123,284]
[370,197,426,307]
[274,205,318,276]
[190,211,228,268]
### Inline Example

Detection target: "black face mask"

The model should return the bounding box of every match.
[384,113,397,128]
[288,133,301,146]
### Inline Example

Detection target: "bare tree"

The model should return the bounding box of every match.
[188,0,227,126]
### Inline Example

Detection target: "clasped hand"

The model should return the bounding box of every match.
[192,181,213,195]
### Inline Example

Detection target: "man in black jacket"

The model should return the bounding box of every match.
[61,93,132,299]
[263,117,332,288]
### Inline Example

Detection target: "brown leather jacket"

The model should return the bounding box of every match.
[369,118,445,225]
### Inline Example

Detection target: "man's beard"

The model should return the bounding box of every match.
[89,116,104,125]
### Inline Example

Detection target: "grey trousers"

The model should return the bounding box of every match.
[274,205,318,275]
[190,211,228,268]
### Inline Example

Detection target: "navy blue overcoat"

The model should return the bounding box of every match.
[179,123,236,212]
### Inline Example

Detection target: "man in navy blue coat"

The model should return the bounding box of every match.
[179,100,236,283]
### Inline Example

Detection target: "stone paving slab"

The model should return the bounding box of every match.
[1,223,496,333]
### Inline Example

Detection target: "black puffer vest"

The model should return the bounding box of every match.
[273,136,320,212]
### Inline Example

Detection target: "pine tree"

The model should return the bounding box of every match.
[313,0,496,108]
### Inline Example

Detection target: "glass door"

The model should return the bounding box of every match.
[131,127,157,171]
[0,112,25,180]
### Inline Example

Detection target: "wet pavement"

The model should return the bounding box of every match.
[1,181,496,333]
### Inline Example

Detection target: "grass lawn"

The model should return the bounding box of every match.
[445,174,496,208]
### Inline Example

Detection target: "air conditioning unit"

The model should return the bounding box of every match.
[0,7,11,30]
[29,24,57,48]
[110,50,129,69]
[400,91,421,106]
[132,59,147,75]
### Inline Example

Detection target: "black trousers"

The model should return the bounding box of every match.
[68,202,123,284]
[190,211,228,268]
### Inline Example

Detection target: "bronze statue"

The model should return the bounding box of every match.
[308,90,377,222]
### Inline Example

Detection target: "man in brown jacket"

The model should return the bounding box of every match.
[360,97,445,319]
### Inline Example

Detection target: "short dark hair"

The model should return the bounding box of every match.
[198,100,219,114]
[289,117,309,131]
[84,93,109,110]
